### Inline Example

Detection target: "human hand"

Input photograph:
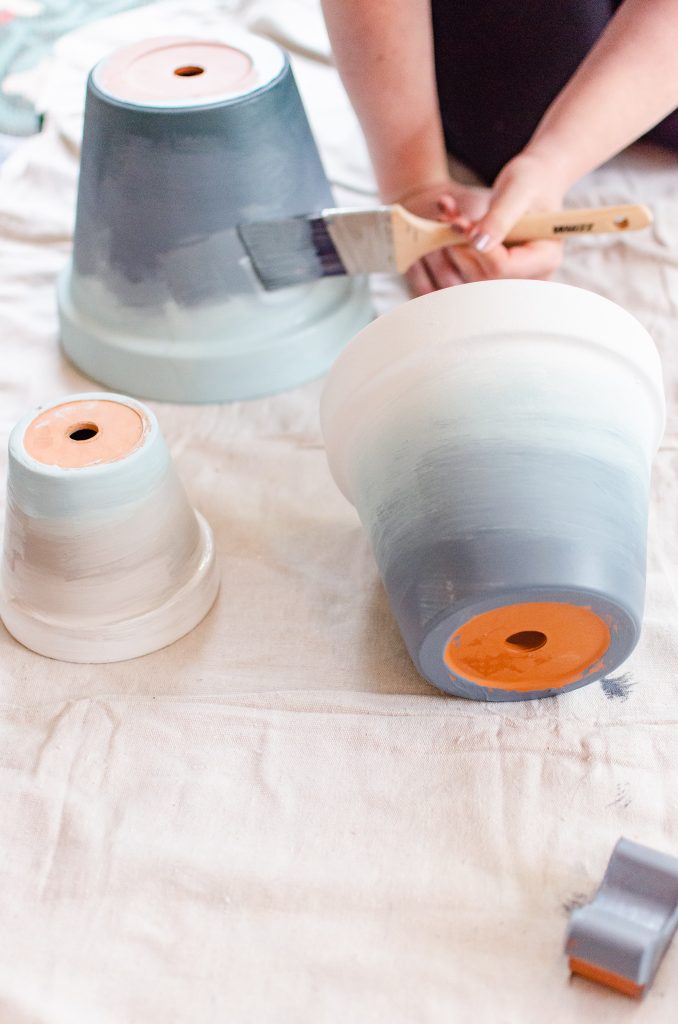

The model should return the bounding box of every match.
[399,155,566,295]
[461,151,567,280]
[398,180,487,295]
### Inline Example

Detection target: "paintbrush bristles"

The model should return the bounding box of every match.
[239,207,397,290]
[237,214,343,290]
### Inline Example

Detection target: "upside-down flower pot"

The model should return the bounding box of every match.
[57,32,372,403]
[320,280,665,701]
[0,393,219,662]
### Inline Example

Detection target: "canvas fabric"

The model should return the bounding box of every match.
[1,2,678,1020]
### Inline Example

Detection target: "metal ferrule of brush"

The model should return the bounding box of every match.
[322,206,396,275]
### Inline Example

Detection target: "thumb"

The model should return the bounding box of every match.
[437,193,459,219]
[470,169,535,252]
[437,193,473,235]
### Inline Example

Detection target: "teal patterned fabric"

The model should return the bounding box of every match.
[0,0,150,134]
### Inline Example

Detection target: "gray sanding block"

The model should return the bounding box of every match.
[565,837,678,997]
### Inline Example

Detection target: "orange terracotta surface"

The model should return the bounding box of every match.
[444,601,611,691]
[569,957,644,998]
[96,37,258,103]
[24,399,146,469]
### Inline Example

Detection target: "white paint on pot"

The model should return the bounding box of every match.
[322,280,665,501]
[58,267,373,403]
[0,393,219,663]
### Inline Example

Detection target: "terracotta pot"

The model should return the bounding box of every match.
[321,280,665,700]
[0,393,219,662]
[58,33,372,402]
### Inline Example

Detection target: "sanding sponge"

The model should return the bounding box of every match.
[565,837,678,997]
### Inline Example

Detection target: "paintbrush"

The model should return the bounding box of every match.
[238,202,653,290]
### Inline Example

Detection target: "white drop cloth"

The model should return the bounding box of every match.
[1,2,678,1019]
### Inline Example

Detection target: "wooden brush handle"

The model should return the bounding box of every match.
[504,203,653,243]
[391,203,653,272]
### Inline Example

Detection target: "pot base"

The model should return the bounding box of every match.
[444,600,612,693]
[417,589,638,702]
[0,512,218,663]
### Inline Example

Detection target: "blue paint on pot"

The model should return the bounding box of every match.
[73,56,331,306]
[320,281,665,701]
[352,443,645,699]
[58,34,373,403]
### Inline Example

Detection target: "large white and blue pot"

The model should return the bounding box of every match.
[58,33,372,403]
[320,280,665,700]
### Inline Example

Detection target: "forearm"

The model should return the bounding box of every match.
[320,0,448,200]
[526,0,678,187]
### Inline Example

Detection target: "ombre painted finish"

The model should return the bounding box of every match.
[321,280,665,701]
[58,34,372,403]
[0,393,219,662]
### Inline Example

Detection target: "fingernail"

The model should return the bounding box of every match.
[473,232,492,252]
[437,194,457,213]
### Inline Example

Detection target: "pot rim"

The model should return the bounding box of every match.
[320,280,666,501]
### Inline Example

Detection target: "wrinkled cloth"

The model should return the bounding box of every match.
[0,0,155,134]
[1,1,678,1020]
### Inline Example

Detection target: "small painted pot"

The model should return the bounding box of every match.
[58,33,372,403]
[321,280,665,701]
[0,393,219,662]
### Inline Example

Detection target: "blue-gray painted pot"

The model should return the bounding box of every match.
[58,33,372,402]
[321,280,665,701]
